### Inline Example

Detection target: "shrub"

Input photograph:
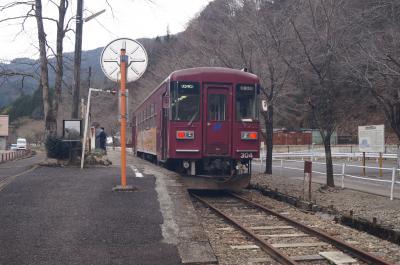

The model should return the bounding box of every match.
[45,136,70,159]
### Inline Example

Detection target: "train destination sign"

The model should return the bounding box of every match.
[100,38,148,83]
[358,124,384,153]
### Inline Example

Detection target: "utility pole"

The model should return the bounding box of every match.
[72,0,83,119]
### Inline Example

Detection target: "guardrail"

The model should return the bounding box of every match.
[262,144,400,154]
[0,150,30,164]
[257,158,400,200]
[259,152,398,160]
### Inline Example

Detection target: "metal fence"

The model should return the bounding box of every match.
[260,158,400,200]
[0,150,30,164]
[268,152,397,160]
[261,144,400,155]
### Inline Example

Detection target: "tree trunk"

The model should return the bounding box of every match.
[35,0,56,137]
[323,135,335,187]
[53,0,67,132]
[264,105,273,174]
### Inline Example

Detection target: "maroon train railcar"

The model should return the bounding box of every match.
[133,67,260,190]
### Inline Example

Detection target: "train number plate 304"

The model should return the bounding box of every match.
[240,153,253,159]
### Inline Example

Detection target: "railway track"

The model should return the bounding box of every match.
[190,191,394,265]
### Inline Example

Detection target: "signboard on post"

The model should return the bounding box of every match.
[358,125,385,153]
[0,115,9,136]
[63,119,82,140]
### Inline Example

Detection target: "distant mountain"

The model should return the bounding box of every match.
[0,36,165,108]
[0,57,38,107]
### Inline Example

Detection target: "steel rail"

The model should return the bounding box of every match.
[229,192,394,265]
[190,193,299,265]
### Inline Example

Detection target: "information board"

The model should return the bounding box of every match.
[63,119,82,140]
[358,125,384,153]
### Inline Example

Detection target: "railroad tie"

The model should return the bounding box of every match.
[230,245,259,250]
[250,225,294,230]
[289,255,325,262]
[272,242,329,248]
[259,233,309,238]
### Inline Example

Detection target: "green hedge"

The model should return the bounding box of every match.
[45,137,70,159]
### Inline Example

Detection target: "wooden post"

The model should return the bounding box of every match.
[379,152,383,177]
[304,161,312,201]
[362,152,366,176]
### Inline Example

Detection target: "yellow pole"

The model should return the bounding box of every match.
[120,48,127,188]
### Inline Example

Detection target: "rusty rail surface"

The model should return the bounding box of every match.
[229,192,394,265]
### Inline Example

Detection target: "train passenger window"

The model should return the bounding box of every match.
[170,81,200,121]
[236,84,259,122]
[208,94,226,121]
[142,110,145,129]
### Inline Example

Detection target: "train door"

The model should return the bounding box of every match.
[204,84,232,156]
[161,93,169,160]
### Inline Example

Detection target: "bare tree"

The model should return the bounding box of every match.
[1,0,70,137]
[252,0,293,174]
[34,0,54,135]
[288,0,359,187]
[53,0,69,123]
[345,0,400,142]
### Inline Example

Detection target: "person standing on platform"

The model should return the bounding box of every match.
[99,127,107,154]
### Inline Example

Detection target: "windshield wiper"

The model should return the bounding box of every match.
[187,111,198,126]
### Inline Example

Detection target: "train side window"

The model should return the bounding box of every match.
[138,112,141,131]
[142,110,145,130]
[208,94,226,121]
[150,103,155,127]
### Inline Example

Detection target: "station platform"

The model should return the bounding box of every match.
[0,150,217,265]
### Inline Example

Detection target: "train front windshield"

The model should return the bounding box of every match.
[171,81,200,121]
[236,84,259,122]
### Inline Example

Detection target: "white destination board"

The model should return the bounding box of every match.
[0,115,9,136]
[358,125,384,153]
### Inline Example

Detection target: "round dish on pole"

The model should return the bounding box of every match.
[100,38,148,83]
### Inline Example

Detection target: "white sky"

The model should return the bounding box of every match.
[0,0,214,61]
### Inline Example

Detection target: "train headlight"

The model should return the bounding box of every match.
[176,130,195,140]
[241,131,258,140]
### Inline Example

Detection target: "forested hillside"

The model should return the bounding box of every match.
[1,0,399,145]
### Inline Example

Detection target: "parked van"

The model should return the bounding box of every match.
[16,138,27,150]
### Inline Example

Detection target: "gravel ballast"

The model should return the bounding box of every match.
[251,173,400,239]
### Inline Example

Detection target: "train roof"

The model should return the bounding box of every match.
[169,67,259,82]
[133,67,259,113]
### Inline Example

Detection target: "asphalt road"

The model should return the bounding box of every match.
[0,151,45,180]
[0,155,182,265]
[252,159,400,199]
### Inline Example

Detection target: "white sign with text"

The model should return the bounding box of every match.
[358,125,385,153]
